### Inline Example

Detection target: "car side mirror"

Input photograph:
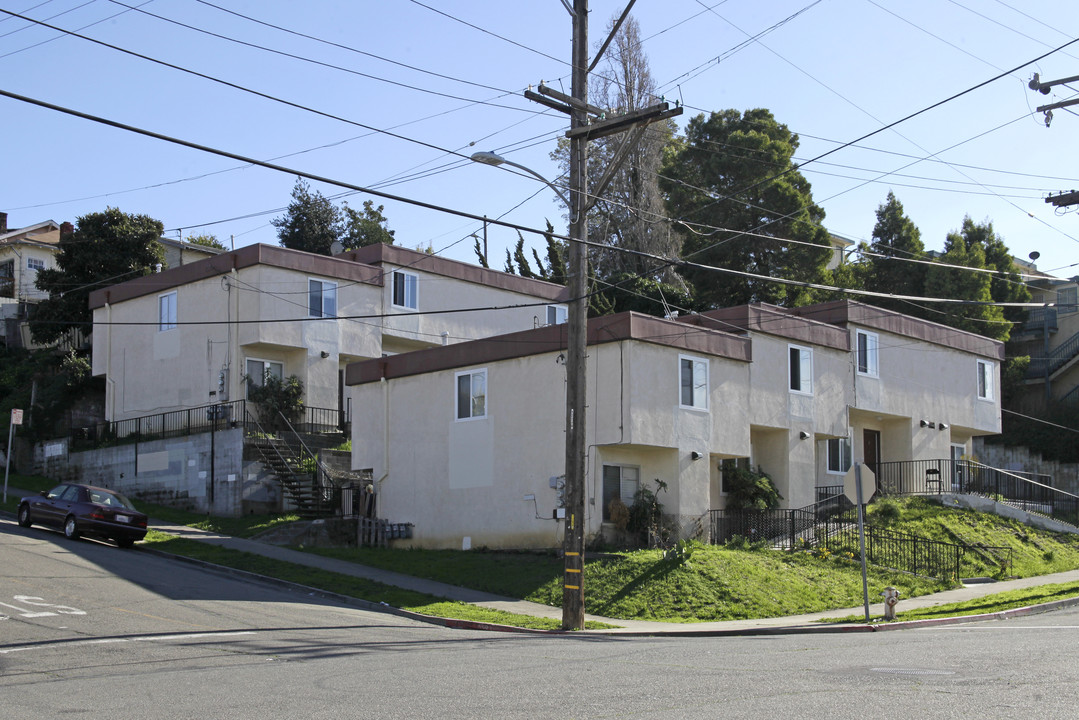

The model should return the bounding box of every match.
[39,490,47,497]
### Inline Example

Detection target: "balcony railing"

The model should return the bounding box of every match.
[69,400,347,451]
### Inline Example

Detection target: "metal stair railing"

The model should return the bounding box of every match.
[1028,328,1079,379]
[276,410,341,516]
[245,412,322,515]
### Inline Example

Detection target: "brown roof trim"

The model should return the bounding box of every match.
[792,300,1005,360]
[681,304,850,351]
[88,244,383,309]
[344,243,569,302]
[346,311,750,386]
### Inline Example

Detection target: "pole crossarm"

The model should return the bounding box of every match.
[536,82,607,118]
[1046,190,1079,207]
[1029,72,1079,94]
[565,103,683,141]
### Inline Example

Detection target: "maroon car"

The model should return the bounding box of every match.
[17,483,148,548]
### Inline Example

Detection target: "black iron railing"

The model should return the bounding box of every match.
[69,400,346,452]
[824,525,962,582]
[1028,328,1079,379]
[876,459,1078,525]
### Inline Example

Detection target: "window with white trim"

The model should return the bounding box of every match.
[392,270,418,309]
[158,291,177,331]
[246,358,283,397]
[679,354,708,409]
[601,464,640,521]
[856,330,879,377]
[455,369,486,420]
[826,437,852,474]
[308,279,337,318]
[546,305,568,325]
[977,359,994,400]
[789,344,813,394]
[718,458,750,495]
[26,257,45,271]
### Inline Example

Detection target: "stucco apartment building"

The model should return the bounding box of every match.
[346,301,1003,550]
[88,242,568,424]
[1008,258,1079,412]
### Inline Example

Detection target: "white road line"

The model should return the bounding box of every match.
[0,631,256,654]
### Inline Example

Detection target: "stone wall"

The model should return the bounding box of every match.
[973,438,1079,495]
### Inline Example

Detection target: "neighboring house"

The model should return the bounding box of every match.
[826,232,855,271]
[88,243,568,424]
[159,236,226,269]
[346,300,1002,550]
[0,213,71,349]
[1008,257,1079,411]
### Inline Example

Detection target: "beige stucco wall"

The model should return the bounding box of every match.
[0,243,56,302]
[379,264,567,354]
[351,339,755,549]
[93,265,382,421]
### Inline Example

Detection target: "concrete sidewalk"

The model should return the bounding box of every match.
[149,518,1079,635]
[6,487,1079,635]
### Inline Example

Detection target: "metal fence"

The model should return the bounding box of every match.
[876,458,1079,525]
[69,400,346,452]
[822,525,963,582]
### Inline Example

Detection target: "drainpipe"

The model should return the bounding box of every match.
[378,360,390,500]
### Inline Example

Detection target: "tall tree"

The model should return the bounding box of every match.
[863,191,927,314]
[552,15,681,285]
[342,199,395,249]
[31,207,165,344]
[924,218,1010,341]
[272,178,343,255]
[660,108,832,309]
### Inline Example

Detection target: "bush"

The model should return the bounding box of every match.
[247,373,304,429]
[725,465,782,510]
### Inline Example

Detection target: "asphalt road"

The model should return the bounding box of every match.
[4,518,1079,719]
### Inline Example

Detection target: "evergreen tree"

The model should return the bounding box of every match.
[924,218,1010,341]
[272,178,343,255]
[864,192,927,314]
[31,208,165,344]
[660,108,832,309]
[341,199,395,249]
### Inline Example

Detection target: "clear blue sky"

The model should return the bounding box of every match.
[3,0,1078,283]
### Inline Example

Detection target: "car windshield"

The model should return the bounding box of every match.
[88,490,138,511]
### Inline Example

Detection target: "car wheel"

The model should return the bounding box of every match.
[17,504,32,528]
[116,538,135,549]
[63,516,81,540]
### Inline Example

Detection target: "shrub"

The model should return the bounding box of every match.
[725,465,782,510]
[247,373,304,429]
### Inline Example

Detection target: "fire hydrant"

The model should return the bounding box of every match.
[881,586,901,620]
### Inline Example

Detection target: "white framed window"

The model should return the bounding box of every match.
[26,257,46,271]
[679,354,709,409]
[856,330,879,377]
[158,291,177,331]
[826,437,852,474]
[546,305,568,325]
[392,270,418,309]
[455,368,486,420]
[977,359,994,401]
[308,278,337,318]
[789,344,813,394]
[601,464,640,521]
[246,358,283,397]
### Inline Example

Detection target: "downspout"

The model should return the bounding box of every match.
[105,296,114,422]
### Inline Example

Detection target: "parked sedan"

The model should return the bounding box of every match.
[17,483,148,548]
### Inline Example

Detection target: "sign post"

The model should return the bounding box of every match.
[4,409,23,504]
[844,462,876,622]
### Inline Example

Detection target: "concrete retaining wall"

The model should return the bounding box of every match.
[973,439,1079,495]
[32,428,266,516]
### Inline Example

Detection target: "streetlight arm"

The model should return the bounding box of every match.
[470,151,571,208]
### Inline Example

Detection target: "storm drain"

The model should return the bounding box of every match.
[870,668,956,676]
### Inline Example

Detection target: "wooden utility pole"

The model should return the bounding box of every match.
[528,0,681,630]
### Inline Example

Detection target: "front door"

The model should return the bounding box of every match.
[863,429,881,483]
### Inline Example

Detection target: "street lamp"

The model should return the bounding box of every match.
[470,147,589,630]
[468,152,571,208]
